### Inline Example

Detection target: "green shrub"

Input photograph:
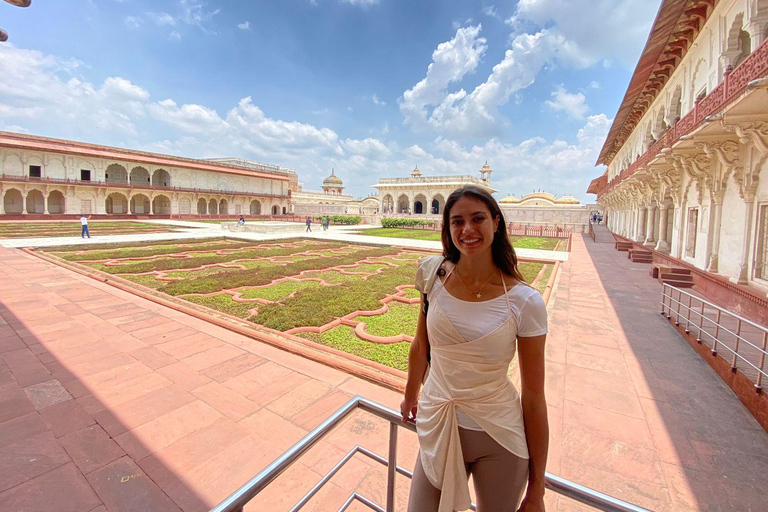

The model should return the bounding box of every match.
[381,218,434,228]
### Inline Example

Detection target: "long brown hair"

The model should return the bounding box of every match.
[441,186,525,282]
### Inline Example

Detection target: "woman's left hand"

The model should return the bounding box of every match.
[517,493,545,512]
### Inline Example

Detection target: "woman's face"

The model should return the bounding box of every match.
[448,196,499,257]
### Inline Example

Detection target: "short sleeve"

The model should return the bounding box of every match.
[414,257,428,293]
[414,255,443,293]
[517,291,548,337]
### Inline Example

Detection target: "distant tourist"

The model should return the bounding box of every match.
[401,185,548,512]
[305,216,312,232]
[80,214,91,239]
[237,215,245,226]
[323,215,330,230]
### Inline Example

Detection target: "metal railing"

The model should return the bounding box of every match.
[661,284,768,391]
[210,396,650,512]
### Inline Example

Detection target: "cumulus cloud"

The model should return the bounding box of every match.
[147,12,177,26]
[180,0,220,33]
[238,21,250,30]
[372,94,385,106]
[545,85,588,119]
[482,5,501,20]
[124,16,141,30]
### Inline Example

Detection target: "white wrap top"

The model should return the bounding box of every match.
[414,255,547,512]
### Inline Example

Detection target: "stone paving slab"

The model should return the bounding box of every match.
[1,235,764,511]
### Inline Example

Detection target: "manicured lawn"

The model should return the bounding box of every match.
[40,238,553,371]
[356,228,566,251]
[0,221,184,239]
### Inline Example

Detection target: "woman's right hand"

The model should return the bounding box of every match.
[400,396,418,423]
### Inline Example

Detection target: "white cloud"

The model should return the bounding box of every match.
[124,16,141,30]
[238,21,250,30]
[372,94,386,106]
[168,31,182,42]
[400,25,487,133]
[180,0,220,33]
[508,0,657,68]
[342,138,390,159]
[147,12,177,26]
[340,0,380,7]
[482,5,500,20]
[545,85,588,119]
[590,81,600,89]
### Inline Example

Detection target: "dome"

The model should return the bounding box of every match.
[520,192,557,204]
[555,195,580,204]
[410,165,422,177]
[480,162,491,171]
[499,195,521,204]
[322,169,343,186]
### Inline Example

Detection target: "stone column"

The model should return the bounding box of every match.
[43,193,49,214]
[22,194,27,215]
[731,192,757,285]
[672,206,685,259]
[0,192,5,215]
[655,204,671,252]
[706,196,724,272]
[644,205,656,246]
[635,206,647,242]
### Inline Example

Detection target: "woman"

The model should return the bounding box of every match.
[401,186,548,512]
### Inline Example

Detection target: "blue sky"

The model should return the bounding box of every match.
[0,0,660,201]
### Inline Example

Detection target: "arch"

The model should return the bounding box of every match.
[666,85,682,125]
[382,194,394,212]
[152,168,171,187]
[690,57,708,107]
[178,197,192,215]
[250,200,262,215]
[209,199,218,215]
[47,190,65,214]
[735,30,751,68]
[431,193,445,215]
[105,192,128,214]
[26,190,45,214]
[397,194,409,213]
[152,195,171,215]
[3,189,23,213]
[130,194,150,214]
[271,204,280,215]
[176,173,192,189]
[130,166,150,185]
[219,199,228,215]
[105,164,128,184]
[414,194,427,215]
[652,106,666,138]
[197,198,207,214]
[2,154,23,176]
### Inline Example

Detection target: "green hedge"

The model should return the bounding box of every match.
[381,218,435,228]
[314,215,361,225]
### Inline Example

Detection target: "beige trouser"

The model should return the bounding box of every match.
[407,428,529,512]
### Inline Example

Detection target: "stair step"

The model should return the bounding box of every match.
[661,278,694,288]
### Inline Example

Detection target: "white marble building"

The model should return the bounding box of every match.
[290,170,379,216]
[0,132,292,217]
[589,0,768,290]
[373,163,497,215]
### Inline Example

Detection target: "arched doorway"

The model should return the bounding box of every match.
[48,190,65,214]
[271,205,280,215]
[130,194,150,214]
[382,194,394,213]
[26,190,45,214]
[3,189,23,214]
[414,194,426,215]
[130,166,150,185]
[250,200,261,215]
[152,195,171,215]
[105,193,128,214]
[431,194,445,215]
[219,199,228,215]
[209,199,218,215]
[105,164,128,184]
[398,194,409,214]
[152,168,171,187]
[197,198,207,214]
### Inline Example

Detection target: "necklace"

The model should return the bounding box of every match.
[455,267,496,299]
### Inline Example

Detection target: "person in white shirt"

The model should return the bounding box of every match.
[80,215,91,239]
[402,185,549,512]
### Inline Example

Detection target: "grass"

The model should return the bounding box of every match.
[533,264,554,294]
[360,302,419,338]
[357,228,564,251]
[183,294,256,318]
[402,288,420,299]
[297,326,410,371]
[238,280,323,301]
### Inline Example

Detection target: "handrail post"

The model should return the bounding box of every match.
[386,423,398,512]
[732,319,741,372]
[757,331,767,392]
[712,310,721,355]
[685,294,692,334]
[697,301,705,343]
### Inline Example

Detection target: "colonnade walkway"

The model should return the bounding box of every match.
[0,234,766,511]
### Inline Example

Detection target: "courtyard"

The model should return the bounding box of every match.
[0,221,189,239]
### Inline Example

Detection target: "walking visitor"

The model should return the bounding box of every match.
[401,185,549,512]
[80,214,91,238]
[305,216,312,232]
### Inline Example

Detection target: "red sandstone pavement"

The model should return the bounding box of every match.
[0,237,767,512]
